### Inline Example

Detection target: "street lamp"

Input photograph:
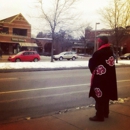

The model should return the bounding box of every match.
[94,22,100,52]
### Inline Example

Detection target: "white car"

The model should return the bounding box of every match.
[53,52,78,61]
[120,53,130,60]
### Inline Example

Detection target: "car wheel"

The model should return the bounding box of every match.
[72,56,76,60]
[34,58,38,62]
[15,58,21,62]
[59,57,63,61]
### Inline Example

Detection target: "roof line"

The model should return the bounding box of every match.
[10,13,21,23]
[9,13,30,25]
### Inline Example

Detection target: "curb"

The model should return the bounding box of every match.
[0,65,130,73]
[0,67,88,73]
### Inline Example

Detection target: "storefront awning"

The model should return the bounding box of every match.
[19,42,38,47]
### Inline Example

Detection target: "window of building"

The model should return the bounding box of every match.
[13,28,27,36]
[0,27,9,34]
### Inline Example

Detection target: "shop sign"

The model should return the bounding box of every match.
[12,38,18,41]
[12,38,26,42]
[19,39,26,42]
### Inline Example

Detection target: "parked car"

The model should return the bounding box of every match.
[53,51,78,61]
[8,51,40,62]
[120,53,130,60]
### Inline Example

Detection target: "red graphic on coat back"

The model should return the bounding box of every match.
[106,56,115,66]
[96,65,106,75]
[94,88,102,98]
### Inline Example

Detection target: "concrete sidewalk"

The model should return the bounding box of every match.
[0,98,130,130]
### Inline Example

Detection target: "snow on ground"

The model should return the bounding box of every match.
[0,61,88,69]
[0,60,130,69]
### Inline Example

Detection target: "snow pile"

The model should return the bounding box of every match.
[0,61,88,69]
[0,60,130,69]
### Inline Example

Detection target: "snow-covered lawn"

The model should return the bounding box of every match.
[0,60,130,69]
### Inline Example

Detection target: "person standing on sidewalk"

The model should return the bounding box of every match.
[88,36,118,122]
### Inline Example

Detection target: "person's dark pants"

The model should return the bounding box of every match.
[95,98,109,119]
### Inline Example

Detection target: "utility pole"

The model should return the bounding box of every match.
[94,23,100,52]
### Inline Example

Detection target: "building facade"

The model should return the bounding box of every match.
[72,28,130,55]
[31,38,52,55]
[85,28,130,55]
[0,13,38,54]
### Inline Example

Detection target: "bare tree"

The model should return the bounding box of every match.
[31,0,80,62]
[55,29,74,52]
[78,23,92,55]
[99,0,130,63]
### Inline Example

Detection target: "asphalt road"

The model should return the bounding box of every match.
[0,67,130,122]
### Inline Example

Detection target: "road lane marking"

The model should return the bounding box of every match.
[0,90,89,103]
[117,80,130,83]
[0,83,90,94]
[0,79,130,103]
[0,78,18,80]
[0,79,130,95]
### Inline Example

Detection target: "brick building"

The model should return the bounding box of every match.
[0,13,38,54]
[72,29,114,55]
[72,28,130,55]
[31,38,52,55]
[85,28,130,54]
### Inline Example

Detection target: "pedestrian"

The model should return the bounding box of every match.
[88,36,118,122]
[0,48,2,59]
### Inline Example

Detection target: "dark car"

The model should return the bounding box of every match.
[120,53,130,60]
[8,51,40,62]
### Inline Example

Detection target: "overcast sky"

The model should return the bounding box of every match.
[0,0,111,37]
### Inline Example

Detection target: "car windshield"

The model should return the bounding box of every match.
[16,52,24,55]
[59,52,76,55]
[59,52,66,55]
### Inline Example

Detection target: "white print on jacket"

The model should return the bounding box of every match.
[96,65,106,75]
[94,88,102,98]
[106,56,115,66]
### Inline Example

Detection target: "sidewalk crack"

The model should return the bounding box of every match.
[52,115,83,130]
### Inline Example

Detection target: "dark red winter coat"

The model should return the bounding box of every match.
[88,44,118,100]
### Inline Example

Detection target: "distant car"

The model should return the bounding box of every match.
[8,51,40,62]
[53,51,78,61]
[120,53,130,60]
